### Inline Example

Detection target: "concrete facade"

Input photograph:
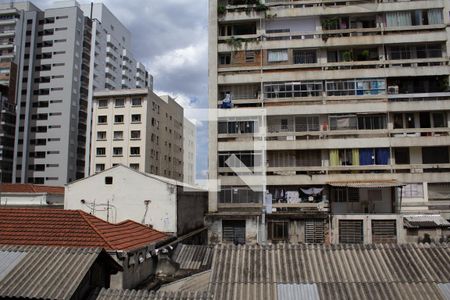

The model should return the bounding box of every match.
[90,89,184,181]
[209,0,450,244]
[65,165,207,236]
[183,117,197,185]
[0,1,152,186]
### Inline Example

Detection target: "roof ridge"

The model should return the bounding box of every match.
[77,211,116,250]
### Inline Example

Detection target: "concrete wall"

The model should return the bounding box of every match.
[0,193,63,207]
[110,247,156,290]
[176,186,207,236]
[65,166,178,234]
[331,214,405,244]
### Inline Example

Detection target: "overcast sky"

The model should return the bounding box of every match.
[34,0,210,180]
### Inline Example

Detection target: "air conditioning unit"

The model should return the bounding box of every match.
[387,85,399,95]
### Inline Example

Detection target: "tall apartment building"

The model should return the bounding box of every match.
[208,0,450,244]
[183,117,197,185]
[0,1,152,185]
[90,89,184,182]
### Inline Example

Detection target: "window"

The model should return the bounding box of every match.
[115,98,124,107]
[267,49,288,62]
[113,147,123,157]
[357,114,386,130]
[222,220,245,244]
[268,221,289,242]
[339,220,363,244]
[326,79,385,96]
[96,147,106,156]
[401,184,424,198]
[113,131,123,140]
[245,51,256,63]
[98,100,108,108]
[131,98,142,106]
[305,220,325,244]
[394,148,410,165]
[97,131,106,140]
[264,81,323,98]
[372,220,397,244]
[293,49,317,64]
[131,130,141,139]
[114,115,124,123]
[219,53,231,65]
[219,186,262,203]
[105,176,113,184]
[131,114,141,123]
[96,164,105,172]
[295,116,320,132]
[332,188,359,203]
[329,115,358,130]
[98,116,107,124]
[130,163,139,170]
[130,147,140,156]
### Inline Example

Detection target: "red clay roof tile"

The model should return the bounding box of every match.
[0,208,170,251]
[0,184,65,195]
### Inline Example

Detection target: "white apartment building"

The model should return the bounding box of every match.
[0,1,152,185]
[183,117,197,185]
[90,89,184,182]
[208,0,450,244]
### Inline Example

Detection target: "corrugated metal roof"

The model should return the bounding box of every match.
[278,284,319,300]
[0,250,26,281]
[172,244,214,271]
[207,244,450,300]
[0,245,120,300]
[327,180,404,188]
[438,283,450,300]
[96,288,210,300]
[404,215,450,228]
[159,270,211,293]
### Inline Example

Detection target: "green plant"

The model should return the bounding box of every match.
[218,5,226,15]
[342,50,353,62]
[226,37,243,50]
[255,3,269,12]
[360,50,370,60]
[321,18,338,30]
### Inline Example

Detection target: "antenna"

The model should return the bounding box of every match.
[141,200,151,224]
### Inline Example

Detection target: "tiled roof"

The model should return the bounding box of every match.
[97,289,210,300]
[0,245,121,300]
[0,183,64,195]
[0,208,170,251]
[207,243,450,300]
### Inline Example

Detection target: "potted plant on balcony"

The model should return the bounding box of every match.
[342,50,353,62]
[218,5,226,16]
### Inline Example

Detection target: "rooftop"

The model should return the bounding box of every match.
[206,243,450,300]
[0,245,121,300]
[0,183,64,195]
[0,208,170,251]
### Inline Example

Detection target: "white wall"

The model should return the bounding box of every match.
[0,193,63,207]
[65,166,177,233]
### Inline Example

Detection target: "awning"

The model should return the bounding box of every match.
[404,215,450,229]
[327,180,405,188]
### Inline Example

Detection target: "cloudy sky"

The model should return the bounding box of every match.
[35,0,210,180]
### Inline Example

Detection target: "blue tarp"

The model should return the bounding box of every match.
[360,148,374,165]
[376,148,390,165]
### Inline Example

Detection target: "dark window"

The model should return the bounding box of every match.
[268,221,289,242]
[339,220,363,244]
[372,220,397,243]
[105,176,113,184]
[222,220,246,245]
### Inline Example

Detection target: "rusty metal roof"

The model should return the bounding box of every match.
[207,243,450,300]
[0,245,121,300]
